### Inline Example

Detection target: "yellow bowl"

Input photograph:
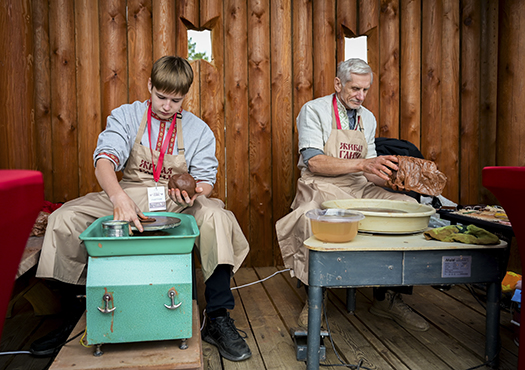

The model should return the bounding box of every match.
[306,209,365,243]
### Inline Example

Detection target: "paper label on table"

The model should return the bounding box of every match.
[148,186,166,211]
[441,256,472,278]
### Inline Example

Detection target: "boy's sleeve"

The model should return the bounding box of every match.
[93,107,136,171]
[187,128,218,186]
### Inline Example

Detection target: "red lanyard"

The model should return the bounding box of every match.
[332,94,343,130]
[147,104,176,183]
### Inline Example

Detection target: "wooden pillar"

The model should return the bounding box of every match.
[497,0,525,167]
[75,0,102,196]
[0,0,34,170]
[400,0,421,147]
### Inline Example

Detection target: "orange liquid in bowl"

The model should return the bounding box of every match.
[310,219,359,242]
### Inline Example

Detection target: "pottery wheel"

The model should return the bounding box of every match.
[131,216,181,231]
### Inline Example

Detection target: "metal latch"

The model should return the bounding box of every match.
[98,294,116,314]
[164,289,182,310]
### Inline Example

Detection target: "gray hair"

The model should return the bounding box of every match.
[337,58,373,85]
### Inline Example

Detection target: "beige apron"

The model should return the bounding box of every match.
[37,109,249,284]
[275,96,414,285]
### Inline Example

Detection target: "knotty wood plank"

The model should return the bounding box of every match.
[270,0,294,267]
[460,0,481,205]
[440,0,460,203]
[399,0,421,148]
[50,301,203,370]
[313,0,336,98]
[378,0,400,138]
[226,274,266,369]
[1,300,63,370]
[291,0,314,213]
[360,287,492,369]
[326,297,397,370]
[233,268,303,369]
[478,0,499,205]
[339,288,450,370]
[75,0,103,196]
[199,61,225,201]
[330,288,411,370]
[336,0,357,64]
[127,0,153,103]
[32,0,54,200]
[0,0,34,171]
[248,0,272,267]
[359,0,380,124]
[442,285,514,331]
[194,270,222,370]
[224,0,250,238]
[99,0,128,127]
[421,0,442,164]
[152,0,177,60]
[50,0,78,202]
[407,286,519,359]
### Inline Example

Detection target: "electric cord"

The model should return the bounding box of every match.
[200,267,291,331]
[465,284,486,310]
[319,297,374,370]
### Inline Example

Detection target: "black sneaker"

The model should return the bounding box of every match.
[202,313,251,361]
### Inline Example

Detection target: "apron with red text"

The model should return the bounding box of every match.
[37,108,249,284]
[275,94,412,284]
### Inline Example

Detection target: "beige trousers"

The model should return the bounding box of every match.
[36,185,249,285]
[276,172,416,285]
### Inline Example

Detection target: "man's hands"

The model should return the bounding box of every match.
[361,155,398,182]
[307,153,398,182]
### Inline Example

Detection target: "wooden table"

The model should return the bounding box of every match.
[304,232,509,370]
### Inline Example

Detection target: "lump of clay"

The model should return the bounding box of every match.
[387,155,447,196]
[168,173,197,197]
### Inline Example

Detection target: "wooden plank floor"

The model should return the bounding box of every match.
[1,267,520,370]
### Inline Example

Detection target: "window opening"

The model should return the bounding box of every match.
[188,29,211,62]
[344,35,367,62]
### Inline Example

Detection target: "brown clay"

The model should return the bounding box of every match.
[168,173,197,197]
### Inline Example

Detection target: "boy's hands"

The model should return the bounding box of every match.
[110,191,146,233]
[168,185,204,208]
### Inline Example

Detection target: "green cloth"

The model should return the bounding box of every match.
[424,224,500,245]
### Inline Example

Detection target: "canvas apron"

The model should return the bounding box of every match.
[37,109,249,285]
[275,94,413,285]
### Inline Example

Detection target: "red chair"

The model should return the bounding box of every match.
[0,170,44,340]
[482,166,525,368]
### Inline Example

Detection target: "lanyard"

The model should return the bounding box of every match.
[332,94,343,130]
[332,94,361,131]
[147,104,176,183]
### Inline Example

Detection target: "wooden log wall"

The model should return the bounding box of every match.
[1,0,524,267]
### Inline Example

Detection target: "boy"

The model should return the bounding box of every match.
[33,56,251,361]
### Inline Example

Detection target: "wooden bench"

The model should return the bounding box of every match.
[50,300,203,370]
[16,236,44,279]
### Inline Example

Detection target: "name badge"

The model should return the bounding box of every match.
[148,186,166,211]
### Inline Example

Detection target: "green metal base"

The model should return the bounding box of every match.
[86,254,192,345]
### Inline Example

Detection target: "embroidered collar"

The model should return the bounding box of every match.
[146,100,182,123]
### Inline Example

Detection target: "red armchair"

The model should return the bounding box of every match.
[482,166,525,369]
[0,170,44,340]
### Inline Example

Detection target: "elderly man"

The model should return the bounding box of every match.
[276,58,429,332]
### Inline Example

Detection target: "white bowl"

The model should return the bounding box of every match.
[321,198,436,234]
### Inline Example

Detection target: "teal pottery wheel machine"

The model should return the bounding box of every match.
[79,212,199,356]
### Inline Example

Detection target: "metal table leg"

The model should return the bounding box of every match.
[306,285,322,370]
[485,281,501,369]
